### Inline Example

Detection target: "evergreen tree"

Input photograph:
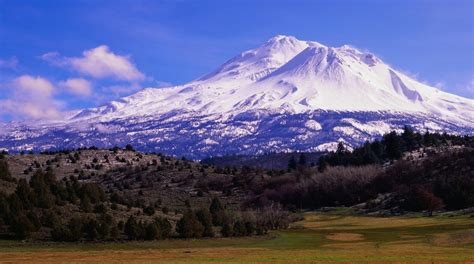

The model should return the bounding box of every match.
[125,144,135,152]
[221,222,233,237]
[176,211,204,238]
[287,156,297,171]
[124,215,139,240]
[0,160,13,181]
[155,217,172,238]
[29,170,55,209]
[401,125,417,150]
[84,219,99,240]
[298,153,307,166]
[317,159,328,172]
[15,179,33,209]
[195,208,214,237]
[336,142,346,154]
[384,131,402,160]
[233,220,246,236]
[68,217,85,241]
[9,213,35,239]
[209,197,224,226]
[144,223,160,240]
[245,221,256,236]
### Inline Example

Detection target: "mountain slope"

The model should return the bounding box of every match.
[1,35,473,158]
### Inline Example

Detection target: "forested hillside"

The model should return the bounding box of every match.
[0,129,472,241]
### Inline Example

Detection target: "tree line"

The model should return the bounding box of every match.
[317,126,473,169]
[253,147,473,215]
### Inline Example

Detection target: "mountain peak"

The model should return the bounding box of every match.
[1,35,473,158]
[78,35,473,124]
[266,34,298,43]
[198,35,309,83]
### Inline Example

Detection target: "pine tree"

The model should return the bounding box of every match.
[233,220,246,236]
[145,223,160,240]
[336,142,346,154]
[176,211,204,238]
[209,197,224,226]
[155,217,172,238]
[9,213,35,240]
[15,179,33,209]
[84,219,99,240]
[245,221,256,236]
[287,156,297,171]
[221,222,233,237]
[0,160,13,181]
[68,217,85,241]
[195,208,214,237]
[124,215,139,240]
[298,153,307,167]
[125,144,135,152]
[384,131,402,160]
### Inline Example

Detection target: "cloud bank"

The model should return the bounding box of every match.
[0,75,62,120]
[59,78,92,97]
[1,46,151,121]
[42,45,145,81]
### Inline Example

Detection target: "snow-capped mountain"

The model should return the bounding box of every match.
[1,35,473,158]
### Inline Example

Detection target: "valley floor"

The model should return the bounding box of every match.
[0,212,473,263]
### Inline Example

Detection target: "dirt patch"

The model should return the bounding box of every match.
[326,232,364,241]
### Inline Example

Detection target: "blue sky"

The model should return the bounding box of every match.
[0,0,473,121]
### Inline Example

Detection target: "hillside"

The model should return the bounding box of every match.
[0,130,473,242]
[0,147,283,241]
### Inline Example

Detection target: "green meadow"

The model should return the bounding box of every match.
[1,212,473,263]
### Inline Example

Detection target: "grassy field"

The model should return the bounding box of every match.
[0,212,473,263]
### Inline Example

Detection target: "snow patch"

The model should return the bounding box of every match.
[304,120,322,130]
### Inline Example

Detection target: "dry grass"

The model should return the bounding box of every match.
[326,232,364,241]
[1,212,473,263]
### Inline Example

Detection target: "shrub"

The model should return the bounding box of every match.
[143,206,155,216]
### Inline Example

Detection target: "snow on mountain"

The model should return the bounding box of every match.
[1,35,473,158]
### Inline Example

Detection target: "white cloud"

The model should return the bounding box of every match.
[59,78,92,97]
[0,57,18,69]
[12,75,54,96]
[40,52,64,66]
[41,45,145,81]
[0,75,62,120]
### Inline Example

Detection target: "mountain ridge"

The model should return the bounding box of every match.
[70,35,473,124]
[1,35,473,157]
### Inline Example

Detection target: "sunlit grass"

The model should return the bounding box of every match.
[1,212,473,263]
